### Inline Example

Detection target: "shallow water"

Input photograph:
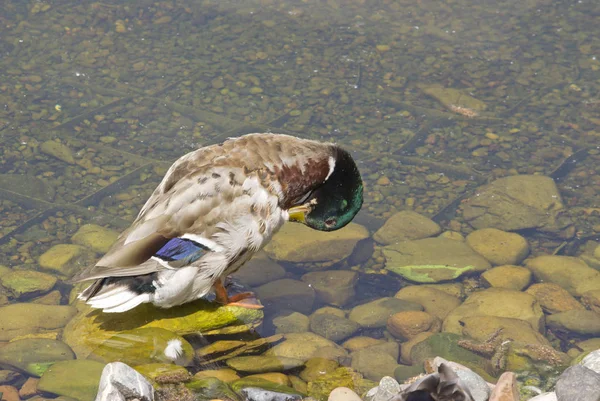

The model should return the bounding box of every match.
[1,0,600,399]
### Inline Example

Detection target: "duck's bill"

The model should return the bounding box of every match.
[288,204,310,223]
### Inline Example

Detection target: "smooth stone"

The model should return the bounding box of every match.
[231,253,286,287]
[466,228,529,266]
[19,377,40,399]
[63,301,262,358]
[575,339,600,355]
[348,297,423,328]
[94,362,154,401]
[443,288,545,334]
[526,255,600,296]
[481,265,532,290]
[383,237,491,283]
[193,369,239,383]
[240,387,302,401]
[373,211,441,245]
[526,283,585,314]
[528,393,557,401]
[288,375,307,394]
[40,140,75,164]
[342,336,386,352]
[459,316,551,346]
[273,312,310,334]
[38,360,105,401]
[265,222,369,265]
[547,310,600,335]
[0,304,77,341]
[555,365,600,401]
[387,310,441,341]
[309,314,360,342]
[255,279,315,314]
[88,327,194,366]
[307,367,372,401]
[229,377,302,397]
[423,283,465,298]
[0,270,57,298]
[312,307,346,318]
[246,372,290,386]
[38,244,96,278]
[583,350,600,374]
[225,356,304,373]
[301,270,357,306]
[328,386,362,401]
[71,224,119,253]
[460,175,573,238]
[300,358,340,382]
[0,339,75,377]
[265,332,347,363]
[394,364,426,383]
[32,290,62,305]
[350,343,400,381]
[0,385,20,401]
[395,286,462,319]
[581,290,600,315]
[400,332,434,364]
[0,370,23,386]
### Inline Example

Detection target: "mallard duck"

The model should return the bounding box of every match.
[73,133,363,313]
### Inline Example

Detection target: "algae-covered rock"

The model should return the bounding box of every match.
[394,286,462,319]
[226,356,304,373]
[38,360,105,401]
[134,363,190,383]
[526,255,600,296]
[383,237,491,283]
[40,140,75,164]
[0,304,77,341]
[38,244,96,278]
[309,313,359,342]
[273,312,310,334]
[348,297,423,328]
[186,376,240,400]
[459,316,551,347]
[71,224,119,253]
[526,283,584,314]
[443,288,544,334]
[547,310,600,335]
[265,222,368,265]
[374,211,441,245]
[418,84,487,111]
[88,327,194,366]
[350,343,400,381]
[0,339,75,377]
[265,332,347,363]
[230,377,303,397]
[63,301,263,358]
[0,270,57,298]
[306,367,373,401]
[461,175,574,238]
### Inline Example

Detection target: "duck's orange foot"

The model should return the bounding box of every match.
[213,278,263,309]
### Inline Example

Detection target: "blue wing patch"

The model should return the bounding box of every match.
[154,238,208,264]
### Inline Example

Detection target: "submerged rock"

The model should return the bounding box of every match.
[348,297,423,328]
[555,365,600,401]
[373,211,441,245]
[38,360,105,401]
[0,270,57,299]
[0,338,75,377]
[301,270,357,307]
[526,255,600,296]
[0,174,55,202]
[466,228,529,266]
[40,140,75,164]
[255,279,315,314]
[226,356,304,373]
[38,244,96,278]
[383,237,491,283]
[265,332,347,363]
[460,175,574,238]
[63,301,263,358]
[71,224,119,253]
[310,314,359,342]
[0,303,77,341]
[394,286,462,319]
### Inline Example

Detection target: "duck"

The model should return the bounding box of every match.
[72,133,363,313]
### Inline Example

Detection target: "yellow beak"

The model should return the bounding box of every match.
[288,204,310,223]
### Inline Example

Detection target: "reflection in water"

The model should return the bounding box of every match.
[0,0,600,399]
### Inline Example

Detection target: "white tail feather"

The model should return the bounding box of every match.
[86,286,151,313]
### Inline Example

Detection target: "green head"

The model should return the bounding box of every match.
[304,147,363,231]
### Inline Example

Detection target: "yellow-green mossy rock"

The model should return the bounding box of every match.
[394,286,462,320]
[373,211,441,245]
[63,301,263,358]
[71,224,119,253]
[134,363,190,383]
[0,270,57,298]
[0,303,77,341]
[265,332,347,363]
[459,316,551,347]
[526,255,600,296]
[38,360,105,401]
[481,265,532,290]
[466,228,530,266]
[306,367,373,401]
[265,222,368,265]
[443,288,544,334]
[38,244,96,278]
[88,327,194,366]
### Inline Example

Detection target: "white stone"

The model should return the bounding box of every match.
[95,362,154,401]
[328,387,362,401]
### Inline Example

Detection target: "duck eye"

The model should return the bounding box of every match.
[325,218,336,227]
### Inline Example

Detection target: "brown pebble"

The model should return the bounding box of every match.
[0,385,21,401]
[376,176,391,185]
[18,377,39,398]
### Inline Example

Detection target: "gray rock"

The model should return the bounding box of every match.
[232,254,286,287]
[547,310,600,336]
[555,365,600,401]
[529,393,557,401]
[349,297,423,328]
[309,313,359,342]
[351,343,400,382]
[364,376,401,401]
[301,270,358,306]
[255,279,315,314]
[0,338,75,376]
[226,356,304,373]
[273,312,310,334]
[582,350,600,374]
[429,357,489,401]
[95,362,154,401]
[241,387,302,401]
